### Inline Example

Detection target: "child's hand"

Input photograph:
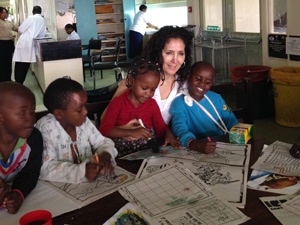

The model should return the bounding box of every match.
[98,152,114,176]
[162,130,181,149]
[0,178,11,205]
[85,162,101,181]
[3,191,23,214]
[189,139,216,154]
[117,118,140,129]
[129,127,152,140]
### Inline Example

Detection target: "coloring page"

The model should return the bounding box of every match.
[119,163,213,218]
[118,163,249,224]
[166,142,248,166]
[44,166,135,207]
[136,154,248,208]
[119,145,187,160]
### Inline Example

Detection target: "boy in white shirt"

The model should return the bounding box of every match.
[36,78,117,183]
[65,23,80,41]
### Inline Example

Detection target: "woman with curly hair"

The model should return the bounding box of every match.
[101,26,194,125]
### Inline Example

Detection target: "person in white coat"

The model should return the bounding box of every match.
[129,4,158,59]
[13,6,46,84]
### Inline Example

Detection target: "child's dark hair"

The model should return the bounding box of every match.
[125,57,160,88]
[44,78,84,113]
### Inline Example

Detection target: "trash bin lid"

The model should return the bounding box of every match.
[230,65,271,82]
[271,67,300,84]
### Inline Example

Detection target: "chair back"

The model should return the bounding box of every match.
[113,38,122,64]
[86,101,111,127]
[210,78,254,124]
[88,39,102,56]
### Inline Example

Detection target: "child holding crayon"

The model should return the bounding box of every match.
[170,61,238,153]
[36,78,118,183]
[100,58,180,157]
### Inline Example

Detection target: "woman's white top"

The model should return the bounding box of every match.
[153,78,187,125]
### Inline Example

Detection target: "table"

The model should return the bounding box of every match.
[52,137,282,225]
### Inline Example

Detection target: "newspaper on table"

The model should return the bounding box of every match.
[282,194,300,217]
[251,141,300,177]
[118,163,249,225]
[260,194,300,225]
[248,144,300,195]
[135,142,250,208]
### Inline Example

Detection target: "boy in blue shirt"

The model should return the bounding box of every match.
[170,61,238,153]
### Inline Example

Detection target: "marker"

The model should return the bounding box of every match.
[207,137,211,142]
[138,118,151,140]
[138,119,146,128]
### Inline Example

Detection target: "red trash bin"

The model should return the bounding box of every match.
[230,65,271,119]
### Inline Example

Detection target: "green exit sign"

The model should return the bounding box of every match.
[207,25,221,31]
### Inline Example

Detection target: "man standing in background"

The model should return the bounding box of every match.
[13,5,46,84]
[129,4,158,59]
[0,7,18,82]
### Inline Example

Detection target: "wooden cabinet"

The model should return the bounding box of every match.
[94,0,126,62]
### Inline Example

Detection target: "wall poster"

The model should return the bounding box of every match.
[268,34,288,59]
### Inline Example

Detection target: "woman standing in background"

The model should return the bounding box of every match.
[0,7,18,82]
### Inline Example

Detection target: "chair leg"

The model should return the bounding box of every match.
[89,63,92,77]
[83,65,86,82]
[92,68,96,90]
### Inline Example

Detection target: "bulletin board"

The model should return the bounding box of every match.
[268,34,288,59]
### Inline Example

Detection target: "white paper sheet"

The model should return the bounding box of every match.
[44,166,135,207]
[260,195,300,225]
[135,143,250,208]
[166,142,249,166]
[0,181,78,225]
[282,194,300,217]
[251,141,300,176]
[286,37,300,55]
[118,164,249,225]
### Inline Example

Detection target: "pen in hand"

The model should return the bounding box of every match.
[94,152,104,172]
[138,118,160,153]
[94,152,99,164]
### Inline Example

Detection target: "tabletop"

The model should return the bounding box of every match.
[52,137,282,225]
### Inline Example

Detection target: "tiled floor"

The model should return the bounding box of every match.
[22,67,300,146]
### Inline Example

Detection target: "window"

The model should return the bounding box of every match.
[203,0,223,31]
[234,0,260,33]
[271,0,287,33]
